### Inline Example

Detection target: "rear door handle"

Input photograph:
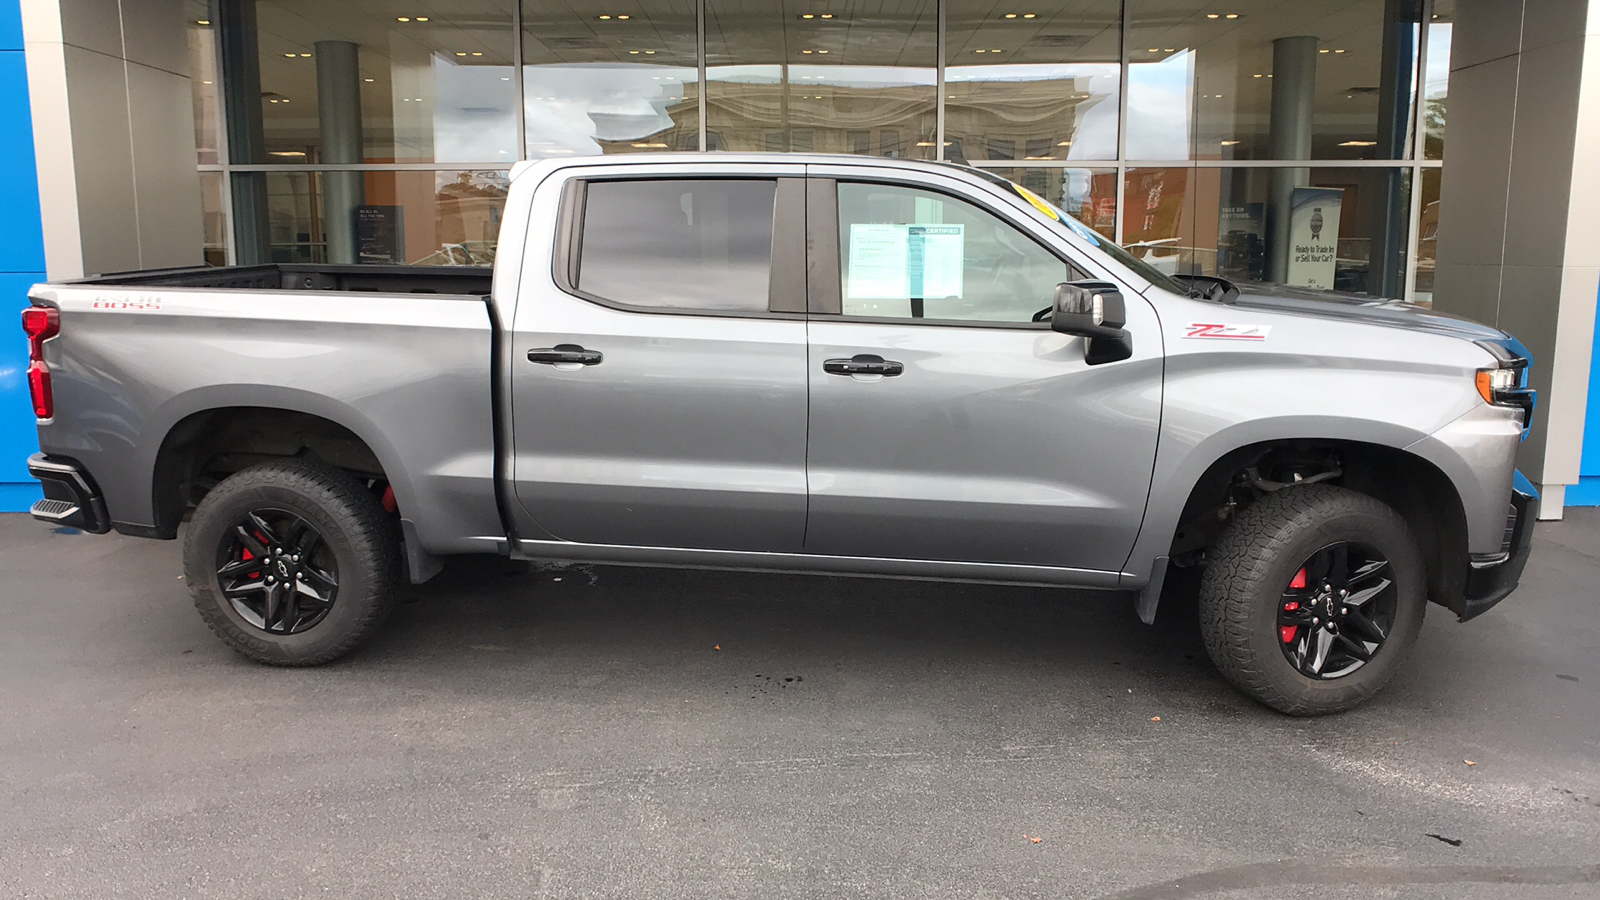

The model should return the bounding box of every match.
[823,354,904,377]
[528,344,603,366]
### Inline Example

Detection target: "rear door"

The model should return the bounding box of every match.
[510,166,810,551]
[801,167,1163,573]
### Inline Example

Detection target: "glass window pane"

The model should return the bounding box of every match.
[263,170,509,265]
[706,0,936,158]
[577,180,776,312]
[978,167,1119,240]
[944,1,1120,162]
[522,1,700,157]
[252,1,519,164]
[199,172,230,266]
[837,182,1076,322]
[1423,0,1452,159]
[1123,166,1411,298]
[1414,167,1440,305]
[1125,1,1422,161]
[188,5,221,164]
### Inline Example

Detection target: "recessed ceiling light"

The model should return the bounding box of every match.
[1004,13,1016,17]
[1164,48,1175,52]
[1320,48,1330,53]
[201,79,212,84]
[630,49,641,54]
[820,13,833,18]
[618,14,630,18]
[364,77,375,82]
[1056,140,1072,146]
[974,49,986,53]
[1334,48,1347,53]
[802,13,815,18]
[598,14,611,19]
[817,48,828,53]
[196,19,210,25]
[501,76,510,80]
[1022,12,1035,17]
[456,51,467,56]
[1252,73,1262,77]
[644,49,655,53]
[284,52,295,58]
[299,52,311,57]
[269,150,306,156]
[1221,139,1240,145]
[991,48,1002,52]
[1340,140,1378,146]
[416,16,429,22]
[1206,13,1219,18]
[1225,13,1239,18]
[396,16,409,22]
[472,51,483,56]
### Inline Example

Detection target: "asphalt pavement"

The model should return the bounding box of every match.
[1,512,1597,899]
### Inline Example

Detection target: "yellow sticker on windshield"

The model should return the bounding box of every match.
[1013,185,1060,221]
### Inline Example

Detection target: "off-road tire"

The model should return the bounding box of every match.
[184,459,401,665]
[1199,484,1426,715]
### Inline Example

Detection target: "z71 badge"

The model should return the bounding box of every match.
[1184,322,1271,341]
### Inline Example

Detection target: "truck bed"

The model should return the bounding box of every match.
[73,263,494,296]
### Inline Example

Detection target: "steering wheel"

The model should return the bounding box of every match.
[1031,306,1053,322]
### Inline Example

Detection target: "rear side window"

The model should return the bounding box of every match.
[576,179,776,312]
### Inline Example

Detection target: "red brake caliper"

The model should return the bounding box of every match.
[1281,567,1307,643]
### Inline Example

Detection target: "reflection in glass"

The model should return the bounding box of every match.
[1413,167,1440,305]
[1423,0,1452,159]
[944,0,1120,162]
[188,6,221,164]
[1125,1,1421,161]
[1122,166,1411,298]
[263,170,510,265]
[522,0,699,156]
[252,0,518,164]
[199,172,230,266]
[706,0,936,157]
[980,168,1118,240]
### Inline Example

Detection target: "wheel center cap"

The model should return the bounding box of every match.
[275,559,292,579]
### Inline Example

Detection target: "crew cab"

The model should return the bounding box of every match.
[21,154,1537,715]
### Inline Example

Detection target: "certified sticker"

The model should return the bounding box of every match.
[1184,322,1271,341]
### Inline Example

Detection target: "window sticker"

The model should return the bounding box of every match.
[847,224,964,300]
[1012,184,1061,222]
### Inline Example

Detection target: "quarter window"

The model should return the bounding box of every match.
[577,179,777,312]
[837,182,1081,323]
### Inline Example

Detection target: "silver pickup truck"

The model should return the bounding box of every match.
[22,154,1536,715]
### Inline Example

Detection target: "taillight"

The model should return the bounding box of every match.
[22,306,60,420]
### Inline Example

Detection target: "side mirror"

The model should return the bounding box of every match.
[1051,281,1133,365]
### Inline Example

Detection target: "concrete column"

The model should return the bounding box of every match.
[316,41,365,264]
[1369,0,1421,298]
[1266,36,1317,284]
[1432,0,1600,518]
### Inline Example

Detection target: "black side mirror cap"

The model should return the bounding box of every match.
[1051,281,1133,364]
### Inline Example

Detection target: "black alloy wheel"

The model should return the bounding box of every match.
[216,508,340,635]
[1276,541,1397,679]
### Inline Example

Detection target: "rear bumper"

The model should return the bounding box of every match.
[27,453,110,534]
[1459,470,1537,622]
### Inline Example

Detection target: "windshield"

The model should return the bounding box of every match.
[956,167,1190,295]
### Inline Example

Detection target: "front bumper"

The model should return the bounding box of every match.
[27,453,110,534]
[1459,470,1537,621]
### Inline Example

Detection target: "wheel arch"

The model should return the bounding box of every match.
[145,388,414,541]
[1145,436,1470,620]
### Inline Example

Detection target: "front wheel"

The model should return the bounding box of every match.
[1199,484,1427,715]
[183,459,402,665]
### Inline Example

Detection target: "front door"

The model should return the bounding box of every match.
[511,172,810,552]
[803,174,1163,573]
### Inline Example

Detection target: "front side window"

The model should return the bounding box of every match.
[577,179,777,312]
[837,182,1079,323]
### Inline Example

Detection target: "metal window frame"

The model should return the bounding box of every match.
[204,0,1450,298]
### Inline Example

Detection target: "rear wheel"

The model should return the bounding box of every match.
[1199,484,1426,715]
[184,459,401,665]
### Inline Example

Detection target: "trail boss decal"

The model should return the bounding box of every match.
[1184,322,1271,341]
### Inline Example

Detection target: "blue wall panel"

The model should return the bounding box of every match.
[0,0,46,511]
[1568,280,1600,505]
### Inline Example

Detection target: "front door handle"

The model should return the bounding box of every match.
[823,354,904,377]
[528,344,603,366]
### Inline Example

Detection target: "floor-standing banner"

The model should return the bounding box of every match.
[1286,187,1344,290]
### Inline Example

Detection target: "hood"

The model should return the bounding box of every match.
[1224,284,1513,344]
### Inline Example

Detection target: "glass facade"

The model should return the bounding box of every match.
[193,0,1450,301]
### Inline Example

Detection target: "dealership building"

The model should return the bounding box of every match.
[1,0,1598,515]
